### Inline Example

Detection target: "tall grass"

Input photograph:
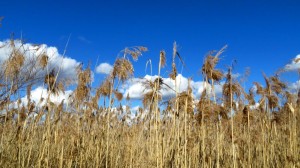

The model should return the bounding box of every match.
[0,38,299,168]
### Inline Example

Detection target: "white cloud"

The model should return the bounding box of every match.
[251,84,258,93]
[1,86,73,120]
[284,54,300,71]
[96,62,113,75]
[123,81,146,99]
[289,80,300,91]
[232,73,240,79]
[122,74,223,100]
[21,86,73,107]
[0,40,81,84]
[249,103,260,110]
[131,105,141,112]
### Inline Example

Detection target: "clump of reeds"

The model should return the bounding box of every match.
[39,53,48,69]
[0,37,299,168]
[201,46,226,84]
[112,58,134,82]
[4,40,25,80]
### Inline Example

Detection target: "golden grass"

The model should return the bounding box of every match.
[0,38,299,168]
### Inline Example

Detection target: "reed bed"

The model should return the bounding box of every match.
[0,39,299,168]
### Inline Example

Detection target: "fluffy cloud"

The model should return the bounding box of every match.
[284,54,300,71]
[123,80,145,99]
[0,40,81,83]
[0,86,73,119]
[96,62,113,75]
[232,73,241,79]
[122,74,223,100]
[21,86,73,107]
[288,80,300,91]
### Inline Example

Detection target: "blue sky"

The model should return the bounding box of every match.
[1,0,300,101]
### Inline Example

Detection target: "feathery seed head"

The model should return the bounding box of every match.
[112,58,133,82]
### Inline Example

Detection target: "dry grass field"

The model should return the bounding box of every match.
[0,35,299,167]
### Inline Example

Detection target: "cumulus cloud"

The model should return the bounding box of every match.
[288,80,300,91]
[21,86,73,107]
[96,62,113,74]
[122,74,223,100]
[232,73,241,79]
[1,86,73,119]
[0,40,81,83]
[123,80,145,99]
[284,54,300,71]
